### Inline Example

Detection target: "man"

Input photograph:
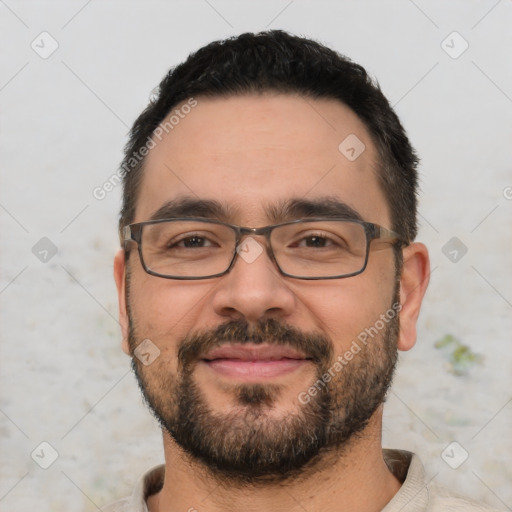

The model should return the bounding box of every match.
[108,31,501,511]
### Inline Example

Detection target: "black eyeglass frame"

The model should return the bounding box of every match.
[123,217,408,281]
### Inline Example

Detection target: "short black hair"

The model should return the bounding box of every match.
[119,30,419,246]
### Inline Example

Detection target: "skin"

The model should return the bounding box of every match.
[114,94,430,512]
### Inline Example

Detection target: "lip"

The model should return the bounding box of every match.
[201,344,312,380]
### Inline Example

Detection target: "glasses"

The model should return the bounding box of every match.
[123,217,407,280]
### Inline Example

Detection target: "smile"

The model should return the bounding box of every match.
[201,344,313,380]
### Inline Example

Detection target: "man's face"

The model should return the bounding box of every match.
[122,94,401,481]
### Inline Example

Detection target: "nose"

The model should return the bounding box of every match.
[210,236,296,324]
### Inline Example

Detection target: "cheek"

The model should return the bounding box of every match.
[128,266,217,340]
[294,266,396,350]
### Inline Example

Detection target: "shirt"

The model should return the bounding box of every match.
[102,449,503,511]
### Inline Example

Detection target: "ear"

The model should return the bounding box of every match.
[114,248,131,356]
[397,242,430,352]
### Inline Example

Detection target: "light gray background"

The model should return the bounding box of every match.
[1,1,511,510]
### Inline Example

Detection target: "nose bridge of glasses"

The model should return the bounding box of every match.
[238,225,270,235]
[236,225,274,244]
[233,225,276,265]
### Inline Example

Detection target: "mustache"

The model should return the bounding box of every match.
[177,318,333,370]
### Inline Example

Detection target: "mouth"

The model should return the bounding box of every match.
[201,344,313,380]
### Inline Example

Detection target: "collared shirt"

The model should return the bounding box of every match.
[102,449,503,511]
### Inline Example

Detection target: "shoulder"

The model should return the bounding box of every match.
[383,449,504,512]
[100,464,165,512]
[427,481,504,511]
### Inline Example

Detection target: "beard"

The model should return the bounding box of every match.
[127,288,399,485]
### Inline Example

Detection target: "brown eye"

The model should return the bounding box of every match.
[172,236,211,248]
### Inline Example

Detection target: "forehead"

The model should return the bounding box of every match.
[135,94,390,227]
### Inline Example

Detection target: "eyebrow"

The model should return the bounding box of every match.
[267,197,363,223]
[147,196,363,224]
[148,197,241,223]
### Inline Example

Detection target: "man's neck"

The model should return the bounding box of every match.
[148,416,401,512]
